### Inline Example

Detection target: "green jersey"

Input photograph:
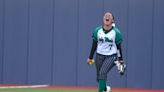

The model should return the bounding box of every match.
[92,26,122,55]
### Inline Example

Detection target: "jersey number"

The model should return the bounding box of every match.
[109,44,113,50]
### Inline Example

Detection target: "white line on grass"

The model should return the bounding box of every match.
[0,85,49,89]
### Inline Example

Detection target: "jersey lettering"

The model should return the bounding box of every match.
[105,37,113,43]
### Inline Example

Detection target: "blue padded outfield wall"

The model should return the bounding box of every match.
[0,0,164,90]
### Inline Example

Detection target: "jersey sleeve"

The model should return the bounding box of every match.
[114,28,123,44]
[92,26,101,42]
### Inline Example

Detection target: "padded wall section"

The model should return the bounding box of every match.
[3,0,28,84]
[27,0,53,85]
[0,0,4,83]
[127,0,153,89]
[152,0,164,89]
[52,0,78,86]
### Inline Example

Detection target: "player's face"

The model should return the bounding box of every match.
[103,13,113,26]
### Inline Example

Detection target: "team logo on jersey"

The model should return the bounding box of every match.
[105,37,113,42]
[98,37,113,43]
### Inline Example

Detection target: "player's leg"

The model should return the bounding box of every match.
[95,53,106,92]
[99,54,117,92]
[99,54,116,79]
[95,53,105,81]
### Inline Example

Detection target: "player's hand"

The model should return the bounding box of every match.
[87,58,95,65]
[114,60,126,75]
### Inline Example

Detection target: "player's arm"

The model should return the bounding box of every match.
[87,26,100,64]
[116,43,123,61]
[114,28,126,75]
[87,40,97,65]
[115,43,126,75]
[114,28,123,61]
[89,40,97,59]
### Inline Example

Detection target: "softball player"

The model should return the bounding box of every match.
[87,12,125,92]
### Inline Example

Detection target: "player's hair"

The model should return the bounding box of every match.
[112,15,115,20]
[104,12,115,20]
[110,12,115,20]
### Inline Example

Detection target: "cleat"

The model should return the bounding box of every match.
[103,86,111,92]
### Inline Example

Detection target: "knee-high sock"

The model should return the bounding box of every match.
[98,79,106,92]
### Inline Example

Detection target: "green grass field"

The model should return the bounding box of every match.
[0,88,163,92]
[0,88,96,92]
[0,86,163,92]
